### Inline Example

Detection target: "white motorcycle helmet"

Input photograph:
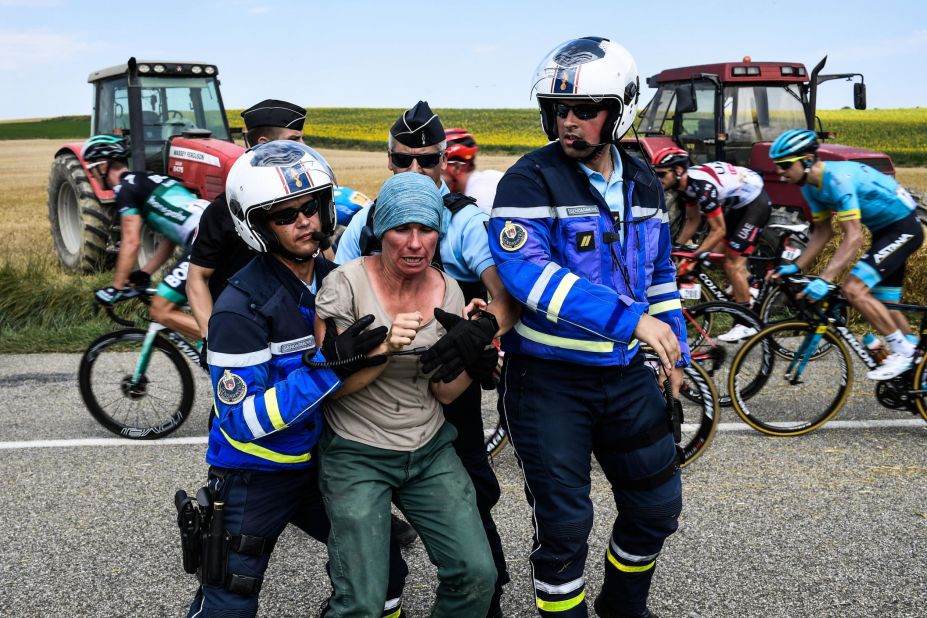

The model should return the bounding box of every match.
[226,141,337,255]
[531,36,640,143]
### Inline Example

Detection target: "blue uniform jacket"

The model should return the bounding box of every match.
[205,253,341,471]
[488,143,689,367]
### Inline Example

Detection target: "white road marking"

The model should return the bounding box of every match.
[0,436,208,449]
[3,418,924,450]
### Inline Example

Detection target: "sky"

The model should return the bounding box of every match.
[1,0,926,120]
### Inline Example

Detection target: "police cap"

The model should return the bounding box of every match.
[390,101,445,147]
[241,99,306,131]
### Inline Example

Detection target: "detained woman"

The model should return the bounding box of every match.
[314,172,497,617]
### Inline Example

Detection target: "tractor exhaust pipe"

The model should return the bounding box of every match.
[807,56,827,130]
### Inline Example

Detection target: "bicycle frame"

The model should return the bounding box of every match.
[101,289,204,386]
[131,322,203,385]
[780,278,927,380]
[674,223,808,307]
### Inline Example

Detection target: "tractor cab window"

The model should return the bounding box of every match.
[94,77,130,136]
[636,80,717,163]
[136,76,230,171]
[675,81,717,165]
[722,84,805,165]
[636,87,676,135]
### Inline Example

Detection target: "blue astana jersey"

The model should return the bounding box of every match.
[803,161,916,232]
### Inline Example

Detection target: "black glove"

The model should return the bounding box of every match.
[315,315,388,380]
[94,287,122,305]
[421,308,499,383]
[465,346,500,390]
[128,269,152,289]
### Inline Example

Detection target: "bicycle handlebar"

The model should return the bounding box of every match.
[96,287,155,327]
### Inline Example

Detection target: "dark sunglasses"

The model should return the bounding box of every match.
[655,170,672,178]
[773,154,809,171]
[267,198,320,226]
[389,151,444,169]
[553,102,606,120]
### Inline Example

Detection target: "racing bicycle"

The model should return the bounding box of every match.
[727,276,927,436]
[79,288,204,439]
[673,221,809,325]
[483,345,721,468]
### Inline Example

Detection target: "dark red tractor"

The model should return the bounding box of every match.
[621,56,921,236]
[48,57,246,272]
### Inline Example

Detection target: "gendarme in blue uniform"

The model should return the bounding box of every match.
[489,143,689,366]
[489,142,686,618]
[205,253,340,470]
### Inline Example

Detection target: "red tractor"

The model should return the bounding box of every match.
[622,55,916,235]
[48,57,245,272]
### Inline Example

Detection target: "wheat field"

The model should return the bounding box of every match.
[1,137,925,278]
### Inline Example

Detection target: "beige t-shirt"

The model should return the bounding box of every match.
[315,257,465,451]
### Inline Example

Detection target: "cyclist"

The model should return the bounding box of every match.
[336,101,518,618]
[441,127,503,214]
[769,128,924,380]
[184,140,408,617]
[653,146,771,342]
[84,135,205,340]
[482,37,687,618]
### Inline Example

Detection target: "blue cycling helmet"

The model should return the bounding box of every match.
[769,129,819,161]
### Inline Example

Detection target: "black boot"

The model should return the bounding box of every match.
[391,513,418,548]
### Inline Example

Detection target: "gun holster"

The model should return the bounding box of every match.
[663,379,684,444]
[174,489,204,575]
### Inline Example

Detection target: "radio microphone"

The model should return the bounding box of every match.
[310,231,331,241]
[572,139,608,150]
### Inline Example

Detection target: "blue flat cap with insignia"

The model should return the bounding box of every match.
[241,99,306,131]
[390,100,445,147]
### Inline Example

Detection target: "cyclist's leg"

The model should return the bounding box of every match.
[722,249,751,304]
[152,250,201,340]
[847,216,923,338]
[725,193,771,305]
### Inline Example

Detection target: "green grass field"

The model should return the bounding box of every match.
[3,108,925,165]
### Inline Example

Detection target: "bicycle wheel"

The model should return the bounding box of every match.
[758,287,836,360]
[728,321,852,436]
[79,328,194,439]
[483,408,508,461]
[910,352,927,424]
[685,301,765,407]
[677,360,720,467]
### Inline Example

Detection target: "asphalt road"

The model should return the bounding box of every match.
[1,352,926,618]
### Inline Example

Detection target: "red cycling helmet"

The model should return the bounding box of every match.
[651,146,690,169]
[445,128,479,163]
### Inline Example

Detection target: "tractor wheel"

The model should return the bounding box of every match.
[48,153,114,272]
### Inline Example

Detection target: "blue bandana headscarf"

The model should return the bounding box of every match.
[373,172,445,239]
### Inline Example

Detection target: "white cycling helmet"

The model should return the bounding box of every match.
[531,36,640,143]
[226,141,337,254]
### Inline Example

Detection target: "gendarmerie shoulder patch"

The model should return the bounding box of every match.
[216,369,247,405]
[499,221,528,251]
